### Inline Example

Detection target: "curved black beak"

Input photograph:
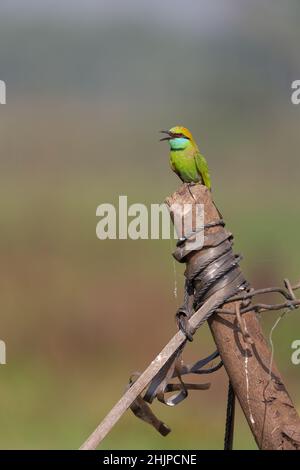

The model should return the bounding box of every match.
[159,130,173,142]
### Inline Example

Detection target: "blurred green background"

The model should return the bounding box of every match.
[0,0,299,449]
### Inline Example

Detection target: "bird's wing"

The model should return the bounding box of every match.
[195,151,211,190]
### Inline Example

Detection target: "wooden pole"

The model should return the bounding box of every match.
[166,183,300,450]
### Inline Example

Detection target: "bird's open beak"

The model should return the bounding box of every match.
[159,130,173,141]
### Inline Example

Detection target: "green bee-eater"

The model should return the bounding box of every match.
[160,126,211,190]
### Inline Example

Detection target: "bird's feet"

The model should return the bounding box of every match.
[186,183,197,201]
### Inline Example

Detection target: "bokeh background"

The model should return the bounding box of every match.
[0,0,300,449]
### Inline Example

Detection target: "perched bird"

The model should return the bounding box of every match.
[160,126,211,190]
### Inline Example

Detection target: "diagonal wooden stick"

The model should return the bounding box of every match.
[79,292,224,450]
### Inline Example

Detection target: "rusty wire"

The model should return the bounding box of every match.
[216,279,300,316]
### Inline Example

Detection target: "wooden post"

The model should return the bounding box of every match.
[166,183,300,450]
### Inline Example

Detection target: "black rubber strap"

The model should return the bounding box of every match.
[129,211,246,441]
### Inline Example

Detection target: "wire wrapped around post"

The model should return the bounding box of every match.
[166,183,300,450]
[129,184,248,444]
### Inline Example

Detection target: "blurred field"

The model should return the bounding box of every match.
[0,1,300,449]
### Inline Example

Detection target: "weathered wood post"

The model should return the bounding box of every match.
[166,183,300,450]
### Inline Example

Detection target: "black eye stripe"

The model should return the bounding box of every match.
[173,133,190,139]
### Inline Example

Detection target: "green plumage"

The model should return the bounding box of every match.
[170,148,211,189]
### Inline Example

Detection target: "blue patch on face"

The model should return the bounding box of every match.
[169,137,189,150]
